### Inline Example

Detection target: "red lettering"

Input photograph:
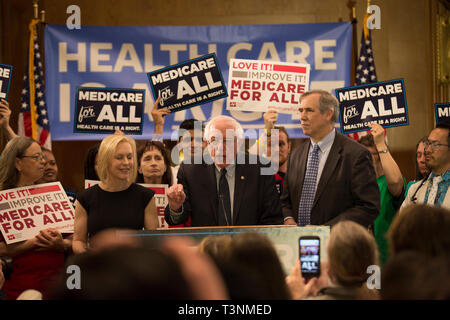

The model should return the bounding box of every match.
[231,79,242,89]
[51,213,63,223]
[9,210,19,220]
[287,84,296,93]
[51,202,62,212]
[24,218,35,229]
[1,223,11,234]
[269,92,279,102]
[43,214,53,225]
[43,203,53,213]
[61,201,71,210]
[252,91,261,101]
[12,220,24,231]
[242,80,251,90]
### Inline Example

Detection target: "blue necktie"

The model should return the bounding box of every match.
[298,144,320,226]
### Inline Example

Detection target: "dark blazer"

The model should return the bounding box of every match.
[164,155,283,227]
[280,131,380,227]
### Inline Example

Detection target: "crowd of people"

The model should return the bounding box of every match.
[0,91,449,300]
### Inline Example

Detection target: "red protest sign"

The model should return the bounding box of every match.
[0,182,74,244]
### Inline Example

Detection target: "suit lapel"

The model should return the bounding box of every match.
[313,133,342,207]
[233,163,247,225]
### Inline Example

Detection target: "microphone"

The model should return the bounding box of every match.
[219,194,230,226]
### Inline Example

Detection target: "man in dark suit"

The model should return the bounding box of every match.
[281,90,379,228]
[165,115,283,227]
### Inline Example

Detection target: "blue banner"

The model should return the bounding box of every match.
[44,23,352,140]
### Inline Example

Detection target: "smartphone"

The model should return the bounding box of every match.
[299,236,321,279]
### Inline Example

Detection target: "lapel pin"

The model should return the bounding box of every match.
[241,176,245,180]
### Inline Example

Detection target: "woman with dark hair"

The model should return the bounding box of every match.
[84,143,100,181]
[136,141,173,186]
[0,137,71,299]
[405,137,431,196]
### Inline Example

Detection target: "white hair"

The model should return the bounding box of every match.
[204,115,244,142]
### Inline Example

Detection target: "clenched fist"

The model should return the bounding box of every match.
[167,184,186,212]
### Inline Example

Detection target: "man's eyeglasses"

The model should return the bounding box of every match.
[20,153,45,161]
[423,140,449,151]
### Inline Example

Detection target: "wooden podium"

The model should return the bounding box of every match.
[129,225,330,275]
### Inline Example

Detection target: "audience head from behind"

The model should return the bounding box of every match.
[324,221,379,300]
[223,232,291,299]
[136,140,173,186]
[0,136,45,190]
[388,204,450,258]
[381,251,450,300]
[96,135,137,185]
[49,246,194,300]
[36,147,58,184]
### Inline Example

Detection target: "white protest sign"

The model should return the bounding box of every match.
[0,182,74,244]
[84,180,169,229]
[226,59,310,114]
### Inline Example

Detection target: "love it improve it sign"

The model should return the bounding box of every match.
[0,182,74,244]
[0,63,13,100]
[336,79,408,134]
[75,87,145,135]
[147,53,227,113]
[226,59,310,114]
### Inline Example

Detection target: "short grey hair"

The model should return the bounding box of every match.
[204,115,244,142]
[300,89,338,123]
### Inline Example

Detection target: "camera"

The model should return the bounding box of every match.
[299,236,321,279]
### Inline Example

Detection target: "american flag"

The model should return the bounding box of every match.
[348,13,379,141]
[18,19,51,149]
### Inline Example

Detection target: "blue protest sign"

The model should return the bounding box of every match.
[74,87,145,135]
[147,53,227,113]
[435,103,450,125]
[335,79,409,134]
[0,63,13,100]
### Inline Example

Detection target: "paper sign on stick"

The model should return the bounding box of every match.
[226,59,310,114]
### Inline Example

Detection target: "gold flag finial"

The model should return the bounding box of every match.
[33,0,38,19]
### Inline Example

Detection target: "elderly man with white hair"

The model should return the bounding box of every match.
[164,115,283,227]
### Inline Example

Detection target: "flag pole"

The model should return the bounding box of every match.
[33,0,38,19]
[347,0,358,86]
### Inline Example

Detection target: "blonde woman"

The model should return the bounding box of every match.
[73,135,158,254]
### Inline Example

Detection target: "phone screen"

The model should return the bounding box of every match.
[299,238,320,278]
